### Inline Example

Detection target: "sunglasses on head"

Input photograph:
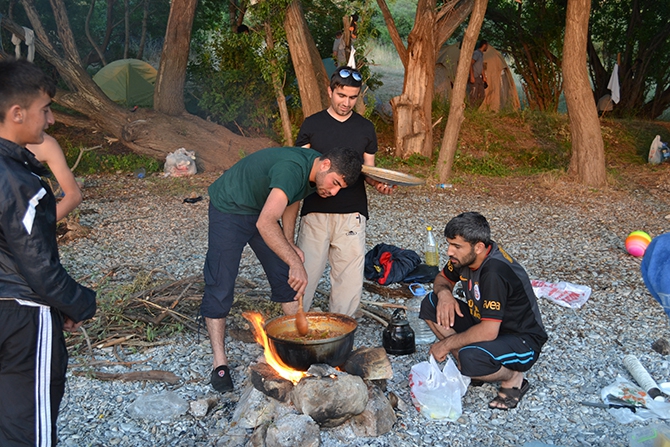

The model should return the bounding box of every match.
[338,68,362,82]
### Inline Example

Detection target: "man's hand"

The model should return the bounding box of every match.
[374,181,396,195]
[63,317,83,332]
[290,243,305,263]
[436,291,464,329]
[429,338,451,363]
[287,262,308,298]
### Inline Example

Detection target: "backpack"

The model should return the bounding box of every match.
[364,243,422,285]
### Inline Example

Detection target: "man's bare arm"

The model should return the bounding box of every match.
[257,188,307,297]
[429,319,501,362]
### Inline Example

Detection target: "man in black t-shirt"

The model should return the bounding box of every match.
[419,212,548,410]
[295,67,393,317]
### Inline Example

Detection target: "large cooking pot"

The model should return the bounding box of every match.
[265,312,357,371]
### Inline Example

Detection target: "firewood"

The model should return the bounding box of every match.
[343,347,393,380]
[363,282,414,299]
[249,363,294,402]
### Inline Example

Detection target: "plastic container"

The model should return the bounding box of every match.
[407,284,437,345]
[425,226,439,267]
[133,167,146,179]
[628,423,670,447]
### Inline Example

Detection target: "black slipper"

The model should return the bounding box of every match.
[488,379,530,410]
[211,365,234,393]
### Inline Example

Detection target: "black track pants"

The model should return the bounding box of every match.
[0,300,67,447]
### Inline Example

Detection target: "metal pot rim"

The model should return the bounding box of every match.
[265,312,357,346]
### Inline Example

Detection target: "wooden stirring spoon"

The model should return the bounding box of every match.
[296,294,309,336]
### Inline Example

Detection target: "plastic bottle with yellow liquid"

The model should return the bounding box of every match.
[425,226,439,266]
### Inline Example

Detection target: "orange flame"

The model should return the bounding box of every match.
[242,311,307,384]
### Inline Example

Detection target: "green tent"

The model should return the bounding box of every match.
[92,59,157,108]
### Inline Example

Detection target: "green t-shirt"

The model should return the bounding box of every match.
[208,147,320,215]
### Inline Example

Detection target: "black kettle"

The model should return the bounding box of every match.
[382,309,416,355]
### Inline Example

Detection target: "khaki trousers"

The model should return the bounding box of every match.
[297,212,366,316]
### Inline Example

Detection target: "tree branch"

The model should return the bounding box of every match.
[48,0,82,65]
[434,0,474,50]
[375,0,408,68]
[18,0,56,52]
[85,0,107,65]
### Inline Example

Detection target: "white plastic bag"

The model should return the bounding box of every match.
[164,148,197,177]
[531,280,592,309]
[649,135,663,165]
[409,355,470,421]
[601,375,670,424]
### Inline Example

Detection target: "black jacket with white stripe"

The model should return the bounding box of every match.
[0,136,96,322]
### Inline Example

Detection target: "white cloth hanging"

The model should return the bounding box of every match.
[11,33,21,59]
[347,45,356,69]
[24,27,35,62]
[607,63,620,104]
[10,27,35,62]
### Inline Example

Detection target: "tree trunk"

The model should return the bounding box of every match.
[391,0,436,159]
[154,0,197,116]
[380,0,472,160]
[284,0,329,119]
[137,0,149,60]
[2,5,273,172]
[123,0,130,59]
[563,0,606,187]
[436,0,487,181]
[264,22,293,146]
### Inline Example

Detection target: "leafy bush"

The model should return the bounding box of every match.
[188,28,279,136]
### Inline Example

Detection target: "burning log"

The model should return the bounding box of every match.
[249,362,294,403]
[343,347,393,381]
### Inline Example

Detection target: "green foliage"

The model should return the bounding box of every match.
[303,0,352,60]
[482,0,566,112]
[189,28,279,135]
[590,0,670,118]
[60,144,161,176]
[453,150,511,176]
[370,0,418,46]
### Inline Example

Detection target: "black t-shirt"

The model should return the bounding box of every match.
[441,242,548,348]
[296,110,378,218]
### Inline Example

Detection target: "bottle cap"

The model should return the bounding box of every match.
[427,226,432,231]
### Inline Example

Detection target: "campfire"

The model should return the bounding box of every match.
[243,311,307,383]
[233,311,398,442]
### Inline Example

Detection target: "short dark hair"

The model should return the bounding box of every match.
[477,40,488,49]
[0,59,56,123]
[330,66,362,90]
[444,212,491,247]
[321,147,362,185]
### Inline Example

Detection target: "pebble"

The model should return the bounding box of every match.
[55,173,670,446]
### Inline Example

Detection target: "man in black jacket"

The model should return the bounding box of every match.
[0,59,97,446]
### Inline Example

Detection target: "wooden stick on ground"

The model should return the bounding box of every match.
[137,299,195,323]
[153,282,193,325]
[359,308,388,327]
[360,300,407,310]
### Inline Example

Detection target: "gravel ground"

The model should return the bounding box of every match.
[55,169,670,447]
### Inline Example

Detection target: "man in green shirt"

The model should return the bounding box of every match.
[202,146,361,393]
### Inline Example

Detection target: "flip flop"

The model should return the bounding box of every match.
[488,378,530,410]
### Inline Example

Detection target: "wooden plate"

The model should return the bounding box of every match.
[361,165,425,186]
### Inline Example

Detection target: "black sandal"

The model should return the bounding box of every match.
[488,379,530,410]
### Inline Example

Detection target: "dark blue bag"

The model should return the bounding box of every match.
[364,243,422,285]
